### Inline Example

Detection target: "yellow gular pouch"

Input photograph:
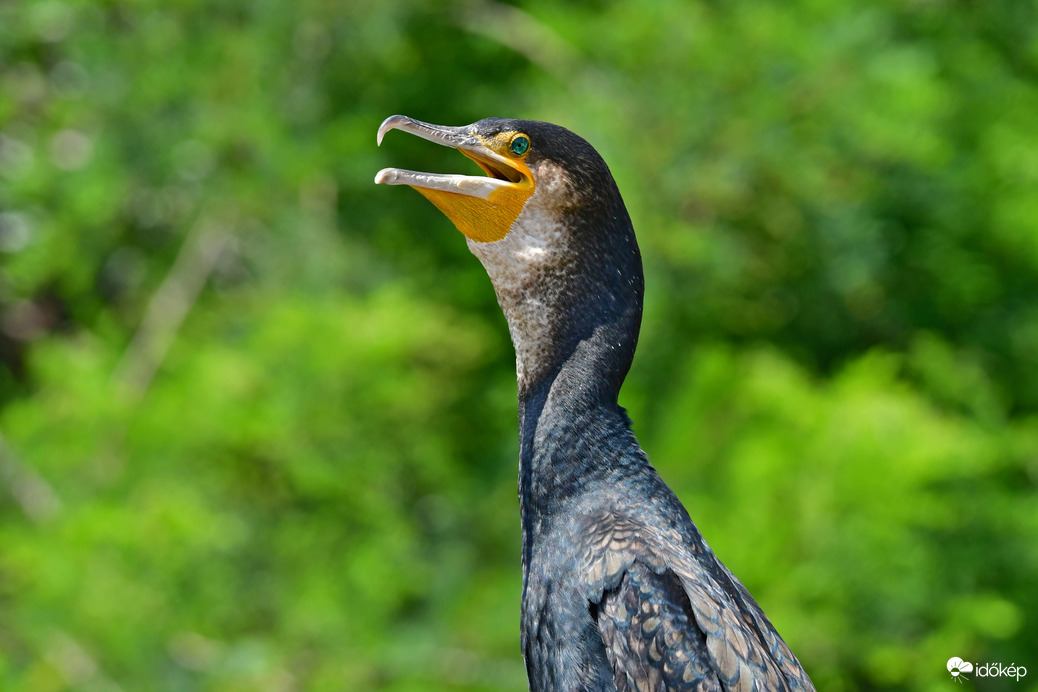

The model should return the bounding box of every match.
[414,133,534,244]
[413,176,534,244]
[375,116,536,244]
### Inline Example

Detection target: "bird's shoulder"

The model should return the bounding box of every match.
[577,510,813,692]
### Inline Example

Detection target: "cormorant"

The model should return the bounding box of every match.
[375,115,815,692]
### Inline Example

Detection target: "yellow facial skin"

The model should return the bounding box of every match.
[375,117,536,243]
[414,136,534,243]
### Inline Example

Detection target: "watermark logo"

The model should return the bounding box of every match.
[947,657,973,682]
[947,657,1027,683]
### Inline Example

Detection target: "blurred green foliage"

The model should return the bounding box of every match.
[1,0,1037,690]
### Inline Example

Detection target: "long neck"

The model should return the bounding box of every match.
[466,172,644,522]
[513,303,643,593]
[504,234,643,513]
[515,306,641,505]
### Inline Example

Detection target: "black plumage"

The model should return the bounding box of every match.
[376,116,815,692]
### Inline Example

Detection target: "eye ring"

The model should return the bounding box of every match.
[509,134,530,157]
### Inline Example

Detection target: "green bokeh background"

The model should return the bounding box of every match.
[2,1,1037,690]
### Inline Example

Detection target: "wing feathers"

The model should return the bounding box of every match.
[583,514,815,691]
[595,562,720,691]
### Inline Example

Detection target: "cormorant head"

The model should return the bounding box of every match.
[376,115,643,399]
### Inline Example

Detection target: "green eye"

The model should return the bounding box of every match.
[510,135,530,156]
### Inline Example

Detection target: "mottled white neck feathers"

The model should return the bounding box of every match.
[466,161,578,391]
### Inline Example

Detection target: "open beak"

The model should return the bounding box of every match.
[375,115,534,243]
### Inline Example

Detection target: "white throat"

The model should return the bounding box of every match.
[466,161,577,389]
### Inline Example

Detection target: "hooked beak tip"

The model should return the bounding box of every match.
[377,114,414,147]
